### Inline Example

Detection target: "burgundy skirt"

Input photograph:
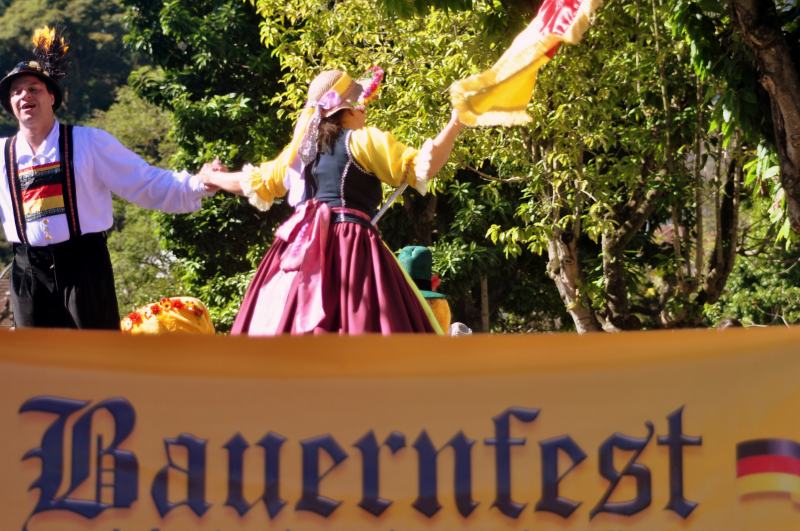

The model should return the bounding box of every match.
[231,203,437,335]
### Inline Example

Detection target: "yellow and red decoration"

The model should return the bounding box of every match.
[121,297,215,335]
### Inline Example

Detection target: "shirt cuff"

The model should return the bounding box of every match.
[241,164,274,211]
[188,172,217,198]
[412,139,434,196]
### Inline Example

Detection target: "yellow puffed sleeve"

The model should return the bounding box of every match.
[240,152,290,212]
[349,127,432,195]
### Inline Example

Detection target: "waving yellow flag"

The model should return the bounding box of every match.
[451,0,602,127]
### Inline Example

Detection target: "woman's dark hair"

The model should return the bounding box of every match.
[317,110,348,155]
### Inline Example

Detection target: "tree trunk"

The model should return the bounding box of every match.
[731,0,800,230]
[601,181,661,329]
[693,76,705,283]
[546,229,601,333]
[698,152,742,305]
[403,193,437,245]
[480,275,490,332]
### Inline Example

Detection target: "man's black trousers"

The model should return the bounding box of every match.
[10,232,120,329]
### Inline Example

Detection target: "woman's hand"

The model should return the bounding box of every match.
[196,159,249,196]
[196,160,223,193]
[201,158,227,173]
[449,109,464,131]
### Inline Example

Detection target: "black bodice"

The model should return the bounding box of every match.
[306,130,382,216]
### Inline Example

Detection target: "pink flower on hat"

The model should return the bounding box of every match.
[318,89,344,111]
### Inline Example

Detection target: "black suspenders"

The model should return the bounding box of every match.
[58,124,81,239]
[3,133,26,244]
[3,124,81,244]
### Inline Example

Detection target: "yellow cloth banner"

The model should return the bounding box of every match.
[451,0,602,126]
[1,327,799,530]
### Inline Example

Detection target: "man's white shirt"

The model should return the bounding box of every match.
[0,120,211,245]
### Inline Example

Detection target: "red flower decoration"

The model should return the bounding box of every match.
[359,66,384,105]
[128,312,143,324]
[150,304,161,315]
[431,274,441,292]
[193,307,204,317]
[171,298,185,310]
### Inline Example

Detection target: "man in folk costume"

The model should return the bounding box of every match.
[0,27,216,329]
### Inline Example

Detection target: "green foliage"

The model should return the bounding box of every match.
[87,85,184,316]
[708,253,800,326]
[486,0,698,325]
[89,85,176,165]
[478,0,795,330]
[670,0,773,145]
[107,201,186,315]
[379,0,472,17]
[114,0,799,332]
[707,186,800,326]
[741,143,793,245]
[123,0,291,331]
[670,0,798,245]
[708,248,800,326]
[124,0,286,168]
[376,0,535,20]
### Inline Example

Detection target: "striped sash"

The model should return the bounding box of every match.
[3,124,80,244]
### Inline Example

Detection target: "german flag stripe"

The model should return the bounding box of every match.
[737,455,800,477]
[22,183,63,202]
[23,196,65,216]
[737,439,800,460]
[18,161,61,176]
[737,472,800,499]
[19,169,63,189]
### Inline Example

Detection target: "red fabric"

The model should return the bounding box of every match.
[232,205,436,335]
[534,0,584,37]
[22,183,63,202]
[737,455,800,477]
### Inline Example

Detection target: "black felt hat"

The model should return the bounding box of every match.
[0,27,68,114]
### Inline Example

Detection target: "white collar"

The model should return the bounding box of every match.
[15,119,60,160]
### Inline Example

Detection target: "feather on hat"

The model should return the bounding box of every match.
[0,26,69,114]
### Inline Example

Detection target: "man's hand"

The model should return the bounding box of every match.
[198,158,228,192]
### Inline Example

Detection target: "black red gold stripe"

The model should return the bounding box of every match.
[736,439,800,499]
[737,439,800,461]
[3,125,81,243]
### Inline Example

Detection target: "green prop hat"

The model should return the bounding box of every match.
[397,246,446,299]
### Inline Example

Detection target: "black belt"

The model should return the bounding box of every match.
[332,212,374,228]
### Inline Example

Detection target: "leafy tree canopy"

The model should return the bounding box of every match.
[88,86,183,315]
[109,0,798,332]
[122,0,292,329]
